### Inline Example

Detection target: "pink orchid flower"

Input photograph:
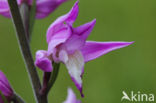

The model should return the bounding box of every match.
[0,71,13,102]
[0,0,67,19]
[35,1,133,97]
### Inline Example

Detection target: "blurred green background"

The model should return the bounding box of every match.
[0,0,156,103]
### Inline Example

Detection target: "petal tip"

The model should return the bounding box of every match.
[129,41,135,44]
[92,19,96,24]
[91,18,96,27]
[124,41,135,47]
[71,0,79,12]
[75,0,79,4]
[71,77,84,97]
[89,19,96,27]
[81,92,84,98]
[69,0,79,20]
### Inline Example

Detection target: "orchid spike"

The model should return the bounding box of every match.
[35,1,134,97]
[0,0,67,19]
[0,71,13,102]
[63,88,81,103]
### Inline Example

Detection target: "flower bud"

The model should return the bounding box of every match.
[0,71,13,98]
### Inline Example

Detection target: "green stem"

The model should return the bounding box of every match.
[45,63,60,95]
[7,0,43,103]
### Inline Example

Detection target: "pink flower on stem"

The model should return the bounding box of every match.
[0,71,13,102]
[35,1,133,97]
[63,88,81,103]
[0,0,67,19]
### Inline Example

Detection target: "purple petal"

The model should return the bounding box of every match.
[46,1,79,43]
[73,19,96,40]
[64,0,79,24]
[36,0,67,19]
[0,0,25,18]
[61,19,96,53]
[0,0,10,18]
[64,50,84,97]
[81,41,134,62]
[0,71,13,97]
[35,50,53,72]
[62,34,86,54]
[63,88,81,103]
[47,25,72,55]
[71,77,83,97]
